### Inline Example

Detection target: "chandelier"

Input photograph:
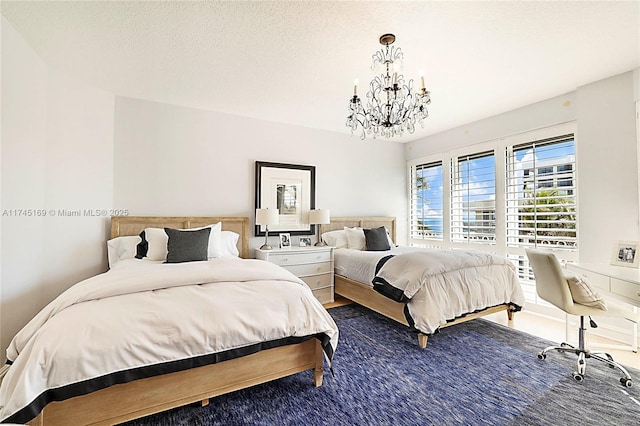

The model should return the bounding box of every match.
[346,33,431,139]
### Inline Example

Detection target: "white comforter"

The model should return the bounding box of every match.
[372,248,525,335]
[0,258,339,423]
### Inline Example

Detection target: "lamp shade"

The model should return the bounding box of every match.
[255,208,279,226]
[309,209,330,225]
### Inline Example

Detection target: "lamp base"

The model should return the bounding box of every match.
[314,228,327,247]
[260,228,273,250]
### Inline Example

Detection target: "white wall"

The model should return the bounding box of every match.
[577,72,639,261]
[405,92,577,160]
[113,97,408,251]
[405,70,639,264]
[1,17,115,355]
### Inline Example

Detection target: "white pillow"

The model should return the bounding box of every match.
[144,227,169,261]
[191,222,223,258]
[321,230,348,248]
[385,227,395,247]
[219,231,240,257]
[107,235,141,268]
[565,274,607,311]
[344,226,366,251]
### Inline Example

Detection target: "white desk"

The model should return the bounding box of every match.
[566,262,639,351]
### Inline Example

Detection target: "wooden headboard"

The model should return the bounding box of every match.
[110,216,250,259]
[319,216,396,243]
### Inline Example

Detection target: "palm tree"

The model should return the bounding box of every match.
[414,173,432,232]
[519,188,576,245]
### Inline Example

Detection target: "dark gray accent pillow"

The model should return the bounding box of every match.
[364,226,391,251]
[164,227,211,263]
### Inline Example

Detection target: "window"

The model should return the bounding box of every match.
[505,134,577,305]
[506,135,577,251]
[408,123,577,308]
[451,151,496,244]
[409,160,443,241]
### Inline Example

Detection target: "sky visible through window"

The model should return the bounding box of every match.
[415,140,575,235]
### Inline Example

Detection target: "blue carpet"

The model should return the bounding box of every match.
[123,304,640,425]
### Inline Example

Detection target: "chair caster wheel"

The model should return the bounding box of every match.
[572,372,584,382]
[620,378,632,388]
[537,353,546,360]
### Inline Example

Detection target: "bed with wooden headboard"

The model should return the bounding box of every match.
[320,216,518,349]
[11,216,336,426]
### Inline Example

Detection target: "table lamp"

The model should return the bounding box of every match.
[256,208,279,250]
[309,209,330,246]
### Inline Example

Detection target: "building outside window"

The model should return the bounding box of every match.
[451,152,496,244]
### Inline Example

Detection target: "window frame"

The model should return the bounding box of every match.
[449,145,499,248]
[408,154,448,246]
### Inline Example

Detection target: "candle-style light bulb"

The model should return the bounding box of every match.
[419,70,425,89]
[353,78,359,96]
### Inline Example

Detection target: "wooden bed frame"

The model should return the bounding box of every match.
[320,216,515,349]
[27,216,324,426]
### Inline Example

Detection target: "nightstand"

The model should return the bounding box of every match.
[255,246,334,304]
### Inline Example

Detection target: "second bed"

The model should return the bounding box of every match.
[321,217,525,348]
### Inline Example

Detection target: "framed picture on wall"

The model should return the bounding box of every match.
[610,240,640,268]
[255,161,316,237]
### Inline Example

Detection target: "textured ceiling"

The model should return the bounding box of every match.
[2,1,639,142]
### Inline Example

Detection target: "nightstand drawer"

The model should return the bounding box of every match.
[284,262,332,277]
[610,278,640,305]
[312,286,334,304]
[267,251,332,266]
[301,273,333,290]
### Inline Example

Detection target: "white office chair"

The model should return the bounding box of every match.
[525,248,639,387]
